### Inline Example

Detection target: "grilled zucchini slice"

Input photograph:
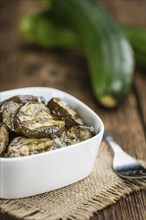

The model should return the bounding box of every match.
[0,95,45,105]
[7,137,54,157]
[0,123,9,156]
[0,95,45,130]
[60,125,94,146]
[0,109,2,122]
[2,101,20,131]
[14,102,65,138]
[47,98,84,126]
[7,136,65,157]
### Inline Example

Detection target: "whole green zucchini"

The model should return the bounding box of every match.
[134,53,146,71]
[49,0,135,108]
[21,1,135,108]
[20,13,80,49]
[20,13,145,71]
[122,26,146,55]
[122,26,146,71]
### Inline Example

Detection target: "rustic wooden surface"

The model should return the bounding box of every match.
[0,0,146,220]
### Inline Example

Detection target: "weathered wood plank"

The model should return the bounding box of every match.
[91,190,146,220]
[134,72,146,129]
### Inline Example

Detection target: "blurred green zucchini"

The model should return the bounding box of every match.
[20,0,135,108]
[20,13,80,49]
[20,13,145,71]
[122,26,146,71]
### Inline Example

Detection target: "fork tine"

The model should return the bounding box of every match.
[116,166,146,179]
[119,173,146,179]
[104,132,146,179]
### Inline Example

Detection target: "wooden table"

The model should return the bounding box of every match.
[0,1,146,219]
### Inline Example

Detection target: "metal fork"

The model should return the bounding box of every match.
[103,132,146,179]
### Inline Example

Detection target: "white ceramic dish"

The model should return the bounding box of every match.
[0,87,104,199]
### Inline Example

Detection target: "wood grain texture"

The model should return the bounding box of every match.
[0,0,146,220]
[91,190,146,220]
[134,72,146,129]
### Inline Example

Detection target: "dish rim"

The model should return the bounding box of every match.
[0,87,104,162]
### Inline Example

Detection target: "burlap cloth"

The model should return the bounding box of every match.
[0,142,146,220]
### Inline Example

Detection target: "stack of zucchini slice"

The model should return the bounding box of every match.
[0,95,94,157]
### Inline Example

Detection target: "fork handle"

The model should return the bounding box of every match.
[103,132,125,154]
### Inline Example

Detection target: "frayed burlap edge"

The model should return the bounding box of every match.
[0,142,146,220]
